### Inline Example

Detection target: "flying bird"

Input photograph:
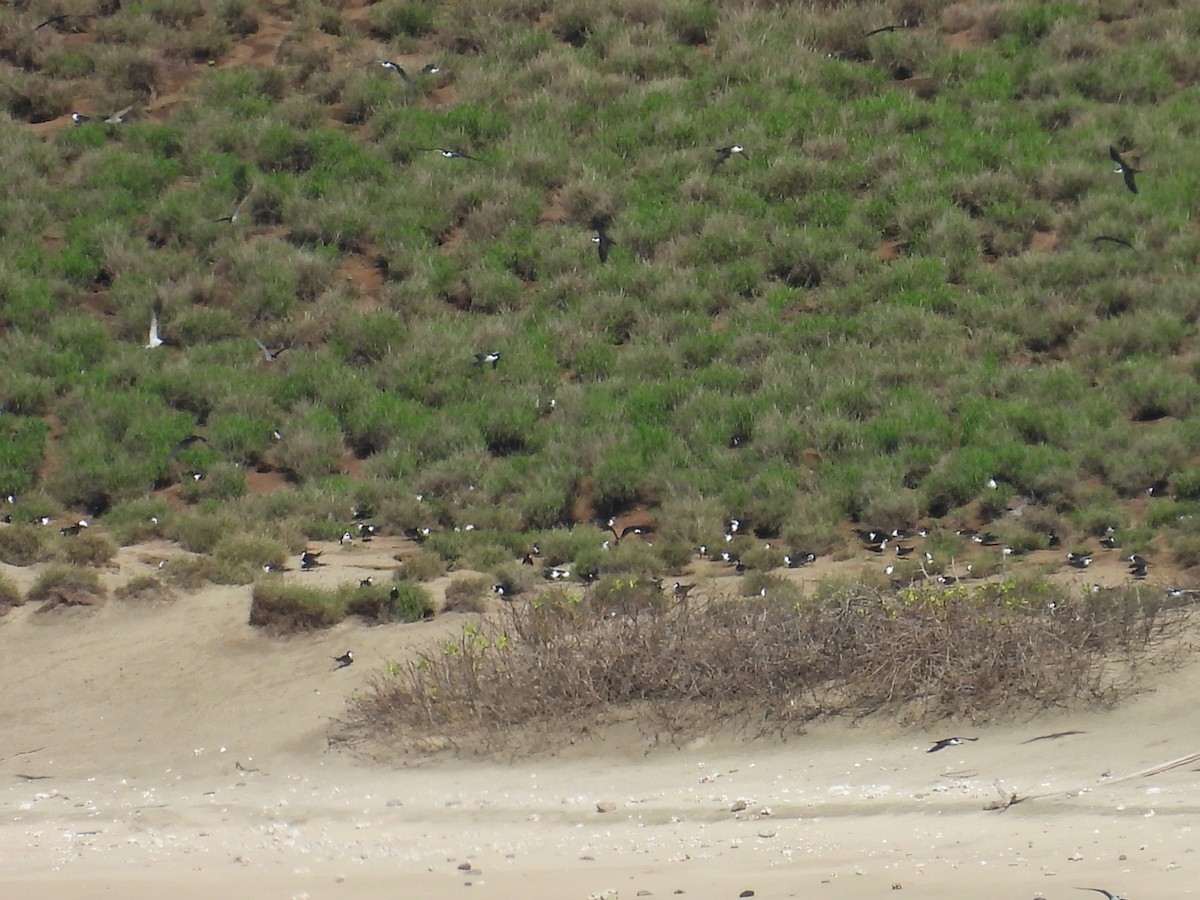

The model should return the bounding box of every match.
[215,194,250,224]
[592,224,614,263]
[927,736,977,753]
[252,335,287,362]
[864,23,913,37]
[35,13,95,31]
[145,307,165,349]
[1109,145,1139,194]
[376,60,418,89]
[473,351,501,369]
[711,145,747,172]
[426,148,479,160]
[1077,890,1129,900]
[104,104,135,124]
[169,434,208,459]
[332,650,354,669]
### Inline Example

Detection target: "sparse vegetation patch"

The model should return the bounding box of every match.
[345,581,1185,755]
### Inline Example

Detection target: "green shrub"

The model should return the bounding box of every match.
[61,530,118,567]
[0,526,48,567]
[443,575,494,612]
[0,573,23,612]
[367,1,436,39]
[27,566,106,609]
[114,575,177,603]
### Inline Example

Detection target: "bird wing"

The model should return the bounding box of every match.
[1109,145,1124,166]
[106,104,134,123]
[252,335,273,358]
[148,309,160,344]
[1122,168,1137,193]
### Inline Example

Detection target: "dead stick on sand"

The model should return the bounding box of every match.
[0,747,45,763]
[1102,751,1200,784]
[983,751,1200,812]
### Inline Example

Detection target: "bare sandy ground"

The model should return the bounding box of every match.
[3,542,1199,900]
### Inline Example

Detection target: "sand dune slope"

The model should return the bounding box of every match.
[3,557,1200,899]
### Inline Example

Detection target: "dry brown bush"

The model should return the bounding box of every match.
[113,575,177,603]
[28,566,107,612]
[345,581,1185,755]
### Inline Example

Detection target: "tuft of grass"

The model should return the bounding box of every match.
[28,566,106,611]
[0,572,23,613]
[442,575,494,613]
[113,575,177,603]
[60,530,119,567]
[250,577,433,633]
[0,525,49,567]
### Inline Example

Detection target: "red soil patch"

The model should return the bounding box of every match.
[338,248,386,311]
[150,483,190,512]
[876,239,904,262]
[1028,229,1060,253]
[245,469,290,496]
[216,15,292,70]
[340,449,366,479]
[36,414,66,484]
[537,187,569,226]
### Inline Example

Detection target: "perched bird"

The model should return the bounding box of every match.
[711,145,746,171]
[358,523,378,541]
[60,519,89,536]
[427,147,479,160]
[1067,552,1093,569]
[1088,235,1134,250]
[672,582,696,602]
[783,552,816,568]
[145,306,165,349]
[592,224,614,263]
[359,577,374,587]
[473,351,501,369]
[421,63,441,75]
[376,60,418,88]
[1109,145,1139,194]
[927,736,977,753]
[301,549,323,570]
[332,650,354,669]
[70,112,92,125]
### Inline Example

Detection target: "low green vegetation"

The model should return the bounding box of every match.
[1,4,1199,672]
[3,1,1199,566]
[27,565,106,610]
[248,577,433,633]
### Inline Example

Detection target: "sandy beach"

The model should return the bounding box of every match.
[3,543,1199,899]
